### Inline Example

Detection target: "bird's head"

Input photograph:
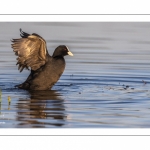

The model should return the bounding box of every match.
[52,45,73,57]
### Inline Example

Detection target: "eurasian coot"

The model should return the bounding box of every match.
[11,29,73,90]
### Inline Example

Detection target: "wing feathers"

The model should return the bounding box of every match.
[20,28,30,38]
[11,29,47,72]
[39,40,46,60]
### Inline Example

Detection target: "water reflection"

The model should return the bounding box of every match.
[16,90,67,128]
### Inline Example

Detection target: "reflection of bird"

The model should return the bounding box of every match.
[11,29,73,90]
[16,90,66,127]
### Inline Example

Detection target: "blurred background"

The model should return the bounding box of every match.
[1,22,150,76]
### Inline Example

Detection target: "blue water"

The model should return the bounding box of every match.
[0,22,150,128]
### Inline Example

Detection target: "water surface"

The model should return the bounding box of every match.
[0,22,150,128]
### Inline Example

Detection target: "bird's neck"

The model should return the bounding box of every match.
[52,55,64,59]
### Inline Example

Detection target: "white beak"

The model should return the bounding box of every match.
[66,46,73,56]
[68,51,73,56]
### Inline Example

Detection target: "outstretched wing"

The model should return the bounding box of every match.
[11,29,48,72]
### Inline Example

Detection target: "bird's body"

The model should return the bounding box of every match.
[19,56,65,90]
[11,29,73,90]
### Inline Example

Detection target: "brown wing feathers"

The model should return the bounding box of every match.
[11,29,47,72]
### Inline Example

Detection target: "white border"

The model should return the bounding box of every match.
[0,15,150,22]
[1,129,150,135]
[0,0,150,15]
